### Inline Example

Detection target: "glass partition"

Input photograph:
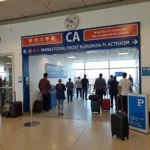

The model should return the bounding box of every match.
[0,55,13,112]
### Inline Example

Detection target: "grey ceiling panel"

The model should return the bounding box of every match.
[4,0,51,17]
[40,0,85,12]
[0,3,22,21]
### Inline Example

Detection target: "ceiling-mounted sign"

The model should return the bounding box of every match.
[64,15,79,30]
[21,22,140,55]
[115,72,123,76]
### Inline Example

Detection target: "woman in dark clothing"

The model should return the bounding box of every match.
[55,79,66,116]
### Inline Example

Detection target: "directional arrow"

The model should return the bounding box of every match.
[23,50,27,54]
[132,39,138,45]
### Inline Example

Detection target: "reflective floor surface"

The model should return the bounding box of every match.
[0,98,150,150]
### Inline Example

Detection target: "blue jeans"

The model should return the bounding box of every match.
[57,99,64,112]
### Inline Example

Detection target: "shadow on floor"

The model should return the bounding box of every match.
[33,98,116,122]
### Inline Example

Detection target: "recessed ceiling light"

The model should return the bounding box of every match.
[68,56,76,59]
[5,63,11,65]
[118,53,128,55]
[0,0,6,2]
[7,56,12,58]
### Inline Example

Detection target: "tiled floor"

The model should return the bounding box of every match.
[0,99,150,150]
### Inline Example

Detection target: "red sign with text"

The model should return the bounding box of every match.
[22,33,62,46]
[84,24,138,41]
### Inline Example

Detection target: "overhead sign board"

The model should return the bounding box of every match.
[22,22,140,55]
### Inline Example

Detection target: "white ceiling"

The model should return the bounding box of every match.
[50,47,138,63]
[0,0,148,22]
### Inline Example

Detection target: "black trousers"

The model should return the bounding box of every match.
[67,90,73,102]
[42,93,50,111]
[82,88,88,100]
[96,90,104,106]
[76,88,82,98]
[121,95,128,113]
[110,93,117,107]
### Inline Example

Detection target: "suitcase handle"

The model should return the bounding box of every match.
[13,91,16,102]
[37,92,42,101]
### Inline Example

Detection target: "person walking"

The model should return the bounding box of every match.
[108,76,119,108]
[55,79,66,115]
[108,75,113,86]
[81,75,89,100]
[118,72,132,114]
[38,73,51,111]
[66,78,74,103]
[128,75,133,85]
[94,73,106,107]
[75,77,82,98]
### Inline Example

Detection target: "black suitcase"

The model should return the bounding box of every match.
[33,93,43,113]
[9,101,22,117]
[89,95,100,101]
[111,113,129,141]
[9,91,22,117]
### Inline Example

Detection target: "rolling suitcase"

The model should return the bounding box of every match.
[33,92,43,113]
[89,95,100,101]
[111,113,129,140]
[91,101,100,113]
[102,93,110,111]
[9,92,22,118]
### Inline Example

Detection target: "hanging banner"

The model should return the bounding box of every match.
[22,22,140,55]
[45,64,67,78]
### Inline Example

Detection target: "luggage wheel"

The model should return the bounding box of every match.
[122,137,125,141]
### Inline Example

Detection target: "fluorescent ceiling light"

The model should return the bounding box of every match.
[0,0,6,2]
[118,53,128,55]
[5,63,11,65]
[68,56,76,59]
[86,51,97,54]
[7,56,12,58]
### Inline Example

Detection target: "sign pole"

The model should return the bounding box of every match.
[24,92,40,127]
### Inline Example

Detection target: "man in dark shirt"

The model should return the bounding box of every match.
[81,75,89,100]
[94,73,106,106]
[66,78,74,103]
[39,73,51,111]
[129,75,133,85]
[108,76,119,108]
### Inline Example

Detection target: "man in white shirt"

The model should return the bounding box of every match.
[118,72,132,113]
[75,77,82,98]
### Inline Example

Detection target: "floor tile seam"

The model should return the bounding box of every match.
[69,122,91,150]
[50,136,69,150]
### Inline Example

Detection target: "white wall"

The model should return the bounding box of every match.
[29,55,73,101]
[0,2,150,104]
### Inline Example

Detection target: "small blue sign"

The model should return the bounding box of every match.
[142,67,150,76]
[128,95,148,132]
[115,72,123,76]
[45,64,67,78]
